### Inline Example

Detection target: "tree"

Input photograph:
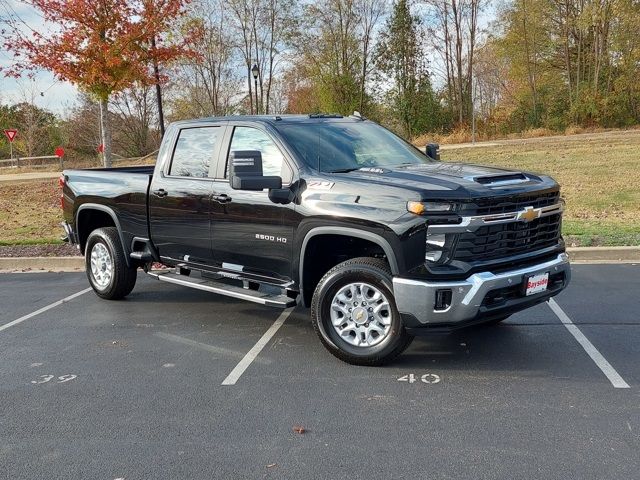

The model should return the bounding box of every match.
[225,0,297,115]
[111,85,161,157]
[172,0,241,118]
[3,0,195,167]
[424,0,483,125]
[294,0,383,116]
[377,0,439,137]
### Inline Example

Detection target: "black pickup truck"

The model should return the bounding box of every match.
[61,114,570,365]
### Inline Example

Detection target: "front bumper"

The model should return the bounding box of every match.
[393,253,570,333]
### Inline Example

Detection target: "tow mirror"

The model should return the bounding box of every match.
[229,150,282,191]
[425,143,440,161]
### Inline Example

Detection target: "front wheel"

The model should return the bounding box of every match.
[85,227,137,300]
[311,257,413,366]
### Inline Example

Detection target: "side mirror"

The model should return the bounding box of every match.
[425,143,440,161]
[229,150,282,191]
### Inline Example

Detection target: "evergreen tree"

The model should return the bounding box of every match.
[376,0,440,137]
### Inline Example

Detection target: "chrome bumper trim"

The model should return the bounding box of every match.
[428,202,564,234]
[393,253,570,325]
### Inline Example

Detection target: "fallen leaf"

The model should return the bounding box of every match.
[293,425,306,434]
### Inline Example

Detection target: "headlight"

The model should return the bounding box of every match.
[407,201,454,215]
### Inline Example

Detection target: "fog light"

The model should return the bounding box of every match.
[427,233,446,247]
[435,289,452,311]
[425,250,443,262]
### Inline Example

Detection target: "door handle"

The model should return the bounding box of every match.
[212,193,232,204]
[153,188,168,197]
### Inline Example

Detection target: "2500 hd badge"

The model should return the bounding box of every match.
[255,234,287,243]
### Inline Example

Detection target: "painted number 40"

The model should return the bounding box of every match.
[397,373,441,384]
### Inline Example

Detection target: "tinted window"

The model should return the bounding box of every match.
[276,122,431,173]
[169,127,220,178]
[227,127,290,181]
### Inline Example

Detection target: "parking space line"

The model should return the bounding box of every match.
[221,307,294,386]
[548,298,630,389]
[0,288,92,333]
[154,332,272,364]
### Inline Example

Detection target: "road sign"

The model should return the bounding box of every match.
[54,146,65,158]
[4,129,17,142]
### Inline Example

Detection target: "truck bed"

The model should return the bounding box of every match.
[62,165,155,254]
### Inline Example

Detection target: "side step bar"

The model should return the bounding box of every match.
[147,271,296,308]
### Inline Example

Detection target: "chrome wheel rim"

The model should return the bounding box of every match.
[90,242,113,289]
[329,282,392,347]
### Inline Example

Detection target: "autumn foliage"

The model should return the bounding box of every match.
[2,0,198,166]
[3,0,196,100]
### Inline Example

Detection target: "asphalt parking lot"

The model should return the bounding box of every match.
[1,264,639,479]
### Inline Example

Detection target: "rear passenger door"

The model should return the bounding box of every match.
[149,123,226,265]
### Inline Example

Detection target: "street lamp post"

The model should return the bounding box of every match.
[251,64,259,115]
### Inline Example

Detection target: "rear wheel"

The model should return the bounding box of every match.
[311,257,413,366]
[85,227,137,300]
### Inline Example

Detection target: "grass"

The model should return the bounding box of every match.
[0,179,65,246]
[0,132,638,247]
[441,130,640,246]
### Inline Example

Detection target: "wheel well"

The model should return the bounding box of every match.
[301,234,388,306]
[77,209,116,253]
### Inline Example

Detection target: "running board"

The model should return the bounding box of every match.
[147,271,296,308]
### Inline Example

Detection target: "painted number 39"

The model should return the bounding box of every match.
[397,373,441,384]
[31,374,77,385]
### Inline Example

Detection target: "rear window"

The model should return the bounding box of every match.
[169,127,221,178]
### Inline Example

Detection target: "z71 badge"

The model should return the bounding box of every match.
[255,234,287,244]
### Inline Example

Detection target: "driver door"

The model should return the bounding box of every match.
[209,124,296,282]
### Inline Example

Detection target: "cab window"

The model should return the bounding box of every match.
[169,126,221,178]
[226,126,291,183]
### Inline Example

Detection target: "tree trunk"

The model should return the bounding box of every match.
[99,97,112,168]
[151,36,165,137]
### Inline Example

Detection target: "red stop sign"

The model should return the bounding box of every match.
[54,146,65,158]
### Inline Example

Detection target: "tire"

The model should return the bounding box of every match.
[85,227,137,300]
[311,257,413,366]
[482,315,510,326]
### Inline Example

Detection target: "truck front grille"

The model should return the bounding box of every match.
[453,213,562,262]
[468,191,560,216]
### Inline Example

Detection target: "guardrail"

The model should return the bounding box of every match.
[0,155,63,168]
[0,150,158,171]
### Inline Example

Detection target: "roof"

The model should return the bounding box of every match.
[169,114,367,128]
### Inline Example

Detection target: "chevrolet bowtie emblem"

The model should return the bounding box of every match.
[518,206,540,223]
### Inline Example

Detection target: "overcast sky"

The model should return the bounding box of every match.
[0,0,79,115]
[1,0,496,118]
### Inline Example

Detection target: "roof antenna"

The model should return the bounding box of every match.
[351,111,365,120]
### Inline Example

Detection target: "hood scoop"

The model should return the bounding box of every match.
[471,172,531,186]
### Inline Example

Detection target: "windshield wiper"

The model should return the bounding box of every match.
[327,167,362,173]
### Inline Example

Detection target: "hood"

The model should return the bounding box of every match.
[325,162,559,200]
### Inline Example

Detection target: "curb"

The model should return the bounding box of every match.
[0,256,84,272]
[1,247,639,272]
[566,246,640,263]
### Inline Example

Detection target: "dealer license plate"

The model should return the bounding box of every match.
[525,272,549,296]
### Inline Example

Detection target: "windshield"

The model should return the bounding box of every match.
[276,121,432,173]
